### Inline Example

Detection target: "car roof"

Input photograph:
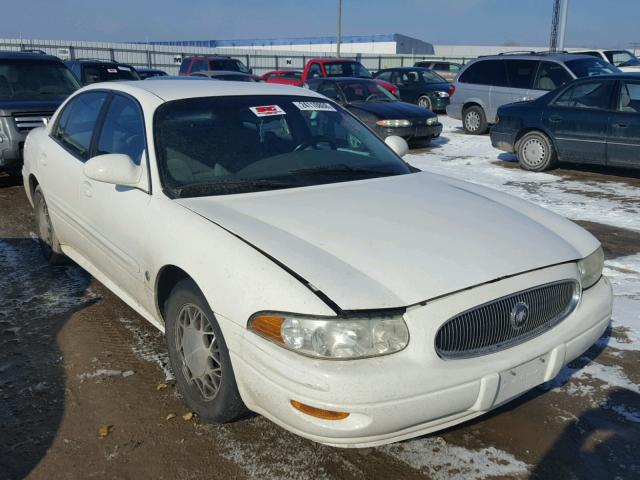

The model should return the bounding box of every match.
[308,58,359,64]
[82,79,327,102]
[314,77,377,83]
[194,70,252,77]
[0,50,62,62]
[379,66,431,71]
[473,53,598,62]
[570,73,640,81]
[185,55,232,59]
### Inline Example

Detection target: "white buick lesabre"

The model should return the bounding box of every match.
[22,80,612,447]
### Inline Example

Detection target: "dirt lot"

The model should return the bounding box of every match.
[1,131,639,479]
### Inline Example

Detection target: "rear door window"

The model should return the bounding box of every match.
[554,81,615,110]
[375,71,392,82]
[53,91,108,160]
[505,60,538,89]
[618,82,640,113]
[459,60,507,86]
[533,62,573,91]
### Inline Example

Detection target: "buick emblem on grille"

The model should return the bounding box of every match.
[510,302,530,330]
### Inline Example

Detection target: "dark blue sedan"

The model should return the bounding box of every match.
[491,74,640,171]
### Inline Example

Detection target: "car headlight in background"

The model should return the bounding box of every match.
[376,119,412,128]
[426,116,439,126]
[577,246,604,289]
[249,311,409,359]
[435,91,450,98]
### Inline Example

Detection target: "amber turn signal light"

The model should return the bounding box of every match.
[250,314,285,343]
[290,400,350,420]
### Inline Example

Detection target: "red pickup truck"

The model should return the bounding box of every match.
[301,58,398,96]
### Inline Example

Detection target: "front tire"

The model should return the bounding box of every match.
[165,278,248,423]
[517,131,558,171]
[417,95,432,110]
[463,105,488,135]
[33,186,67,265]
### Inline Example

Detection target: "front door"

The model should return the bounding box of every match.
[607,80,640,168]
[542,79,615,164]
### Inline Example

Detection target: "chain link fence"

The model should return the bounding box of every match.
[0,39,472,76]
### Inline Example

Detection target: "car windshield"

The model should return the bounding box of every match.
[209,59,250,73]
[338,80,397,103]
[324,61,372,78]
[154,95,411,197]
[413,69,447,84]
[0,59,80,98]
[605,50,640,67]
[83,64,140,83]
[565,58,620,77]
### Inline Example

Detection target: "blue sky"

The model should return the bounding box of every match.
[4,0,639,48]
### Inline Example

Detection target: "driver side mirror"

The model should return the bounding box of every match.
[83,153,142,186]
[385,136,409,157]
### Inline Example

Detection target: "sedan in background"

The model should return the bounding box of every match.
[191,70,256,82]
[306,77,442,146]
[262,70,303,86]
[491,74,640,171]
[413,60,463,82]
[136,67,168,79]
[374,67,453,111]
[23,79,611,448]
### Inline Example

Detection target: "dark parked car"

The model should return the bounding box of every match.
[373,67,454,111]
[190,70,255,82]
[491,74,640,171]
[136,67,168,79]
[0,51,80,174]
[306,77,442,145]
[178,55,262,81]
[65,59,140,85]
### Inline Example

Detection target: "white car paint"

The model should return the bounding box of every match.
[571,49,640,73]
[22,80,613,447]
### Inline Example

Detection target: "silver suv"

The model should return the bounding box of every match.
[446,53,620,134]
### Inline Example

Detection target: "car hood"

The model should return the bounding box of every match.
[347,101,436,119]
[0,99,65,116]
[176,172,598,311]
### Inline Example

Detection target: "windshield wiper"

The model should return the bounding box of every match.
[288,164,397,176]
[175,178,298,198]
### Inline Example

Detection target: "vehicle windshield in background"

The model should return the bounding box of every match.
[0,60,80,98]
[209,59,250,73]
[339,80,397,102]
[84,64,140,83]
[565,58,620,77]
[411,69,447,84]
[324,61,372,78]
[604,50,640,67]
[154,95,411,197]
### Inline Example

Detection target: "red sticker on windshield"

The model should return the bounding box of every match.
[249,105,286,117]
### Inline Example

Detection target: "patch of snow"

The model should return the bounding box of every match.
[602,254,640,351]
[77,369,123,381]
[381,436,529,480]
[119,318,174,382]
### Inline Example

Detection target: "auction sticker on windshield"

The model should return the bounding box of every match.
[249,105,286,117]
[293,101,337,112]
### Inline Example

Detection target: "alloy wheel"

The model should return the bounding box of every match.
[464,111,481,132]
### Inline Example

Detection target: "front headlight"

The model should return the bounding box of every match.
[376,119,412,128]
[249,311,409,359]
[426,116,439,126]
[577,246,604,289]
[436,91,449,98]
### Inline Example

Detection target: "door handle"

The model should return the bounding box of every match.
[548,115,562,123]
[613,122,628,128]
[82,180,93,198]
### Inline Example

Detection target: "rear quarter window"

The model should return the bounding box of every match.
[459,60,507,87]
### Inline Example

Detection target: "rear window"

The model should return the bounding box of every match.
[324,62,372,78]
[564,58,619,78]
[459,60,507,87]
[83,64,139,84]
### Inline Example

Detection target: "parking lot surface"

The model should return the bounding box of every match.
[1,116,638,480]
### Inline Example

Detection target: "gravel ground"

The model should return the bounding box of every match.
[1,116,638,480]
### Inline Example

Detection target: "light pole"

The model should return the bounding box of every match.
[557,0,569,51]
[336,0,342,57]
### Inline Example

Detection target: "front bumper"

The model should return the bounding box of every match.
[0,117,26,171]
[375,123,443,142]
[232,263,612,448]
[490,128,517,153]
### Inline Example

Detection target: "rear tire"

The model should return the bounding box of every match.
[462,105,488,135]
[417,95,432,110]
[165,278,248,423]
[517,131,558,172]
[33,186,68,265]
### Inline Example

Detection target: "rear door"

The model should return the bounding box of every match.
[607,79,640,168]
[485,60,510,119]
[504,59,539,102]
[542,79,616,164]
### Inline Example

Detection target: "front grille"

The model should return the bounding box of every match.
[435,280,580,359]
[12,112,54,132]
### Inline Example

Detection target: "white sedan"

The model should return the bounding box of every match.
[22,80,612,448]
